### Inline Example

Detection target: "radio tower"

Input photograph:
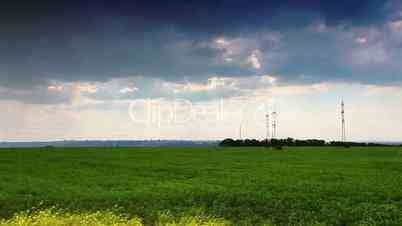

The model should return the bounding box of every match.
[265,113,270,140]
[341,100,346,142]
[239,124,243,140]
[272,111,277,139]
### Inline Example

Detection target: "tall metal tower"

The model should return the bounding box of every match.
[239,124,243,140]
[272,111,277,139]
[265,113,270,140]
[341,100,346,142]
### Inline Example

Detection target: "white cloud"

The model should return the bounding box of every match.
[214,37,230,46]
[308,21,327,33]
[389,20,402,29]
[119,87,138,93]
[365,85,402,96]
[77,83,98,93]
[2,80,402,142]
[211,33,279,70]
[224,57,233,62]
[388,20,402,39]
[269,83,332,96]
[350,42,389,65]
[355,37,368,44]
[247,49,262,69]
[47,85,64,92]
[259,75,277,85]
[163,81,212,93]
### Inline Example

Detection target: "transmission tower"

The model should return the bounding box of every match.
[272,111,277,139]
[239,124,243,140]
[341,100,346,142]
[265,113,270,140]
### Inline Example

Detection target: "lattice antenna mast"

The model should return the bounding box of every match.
[272,111,277,139]
[239,124,243,140]
[341,100,346,142]
[265,113,270,140]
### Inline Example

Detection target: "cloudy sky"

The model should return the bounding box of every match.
[1,0,402,141]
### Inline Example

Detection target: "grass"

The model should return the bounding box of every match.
[0,146,401,225]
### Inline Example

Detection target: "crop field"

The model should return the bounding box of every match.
[0,147,401,225]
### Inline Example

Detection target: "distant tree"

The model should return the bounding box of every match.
[250,139,261,146]
[262,139,271,147]
[270,139,279,146]
[270,139,283,150]
[219,138,391,148]
[285,137,294,146]
[219,138,236,147]
[235,139,245,146]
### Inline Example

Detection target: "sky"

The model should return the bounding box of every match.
[1,0,402,142]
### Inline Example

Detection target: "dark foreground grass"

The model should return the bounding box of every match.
[0,147,401,225]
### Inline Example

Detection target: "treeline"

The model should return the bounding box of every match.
[219,138,393,147]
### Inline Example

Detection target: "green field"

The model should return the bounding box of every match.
[0,147,401,225]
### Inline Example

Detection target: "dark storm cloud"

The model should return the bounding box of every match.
[1,0,390,38]
[1,0,401,103]
[0,0,256,88]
